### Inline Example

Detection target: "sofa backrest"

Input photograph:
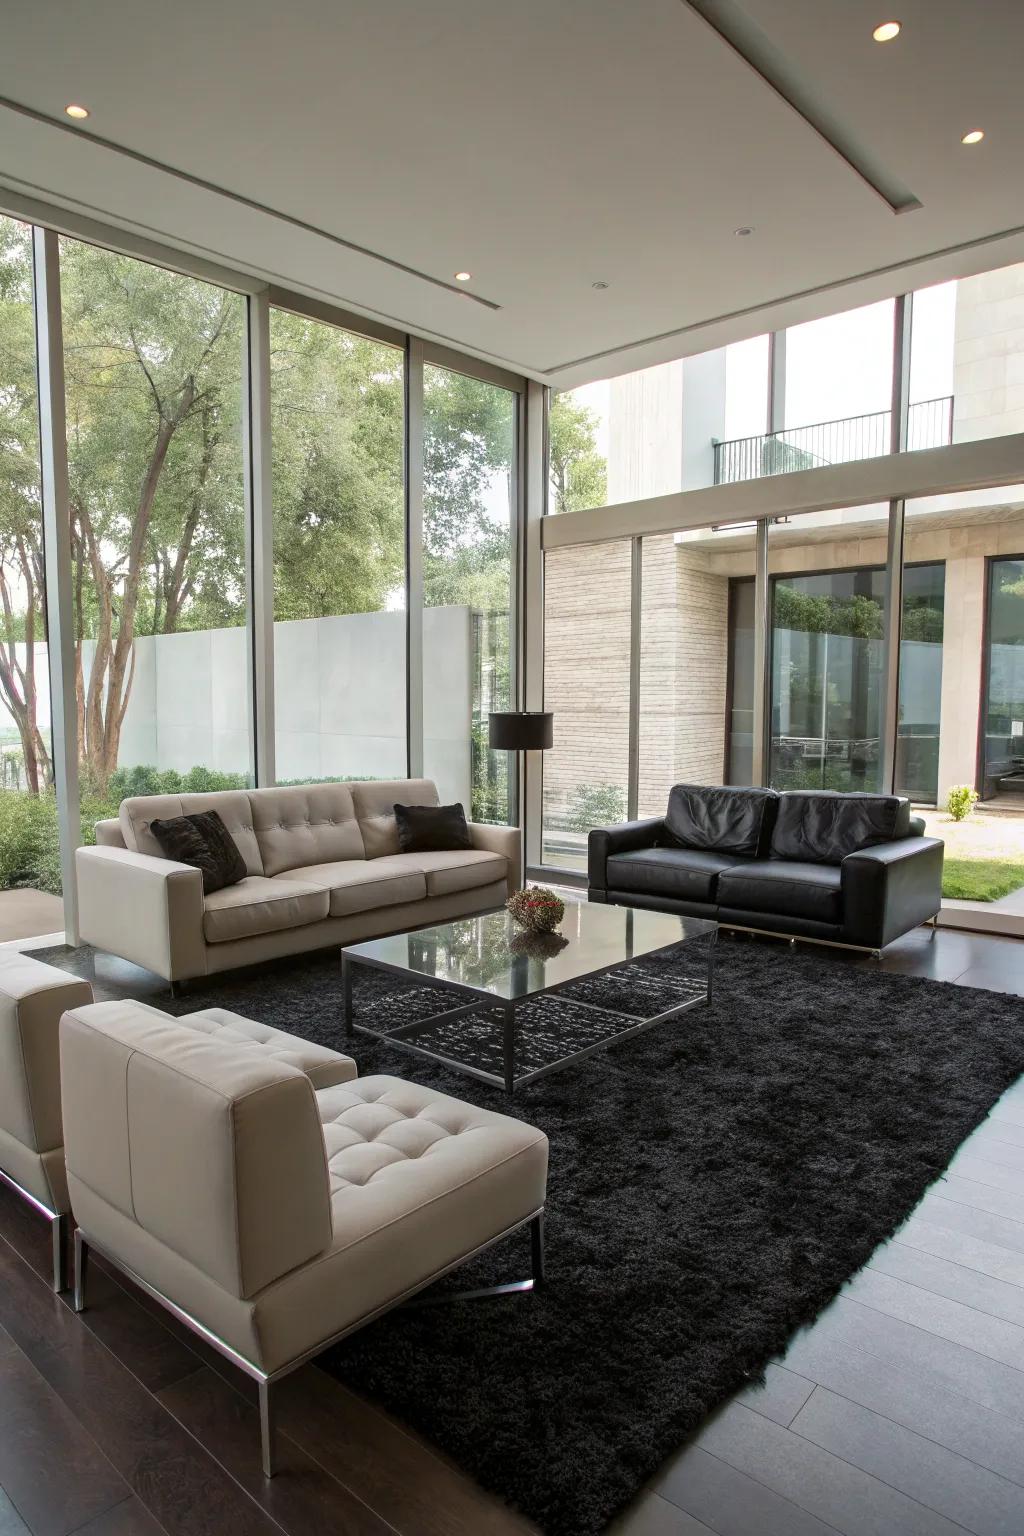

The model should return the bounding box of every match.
[351,778,440,858]
[119,791,265,876]
[770,791,911,864]
[666,784,778,858]
[117,778,443,876]
[60,1000,332,1300]
[248,783,364,876]
[0,953,92,1156]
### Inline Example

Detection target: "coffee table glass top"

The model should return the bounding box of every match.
[342,901,716,1002]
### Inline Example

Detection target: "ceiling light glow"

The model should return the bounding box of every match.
[961,129,985,144]
[454,271,472,282]
[872,21,901,42]
[64,103,90,119]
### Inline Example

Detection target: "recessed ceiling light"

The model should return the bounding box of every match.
[454,271,472,282]
[872,20,901,42]
[961,128,985,144]
[592,280,609,290]
[64,103,90,120]
[734,226,754,237]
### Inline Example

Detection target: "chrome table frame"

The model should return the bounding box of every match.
[341,929,716,1094]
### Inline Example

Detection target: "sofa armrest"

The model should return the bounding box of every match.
[468,822,521,896]
[588,817,667,893]
[75,845,207,983]
[841,836,944,949]
[94,818,127,849]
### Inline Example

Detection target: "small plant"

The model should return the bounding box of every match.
[946,784,979,822]
[507,885,566,933]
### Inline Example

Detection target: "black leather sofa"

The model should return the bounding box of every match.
[588,785,944,954]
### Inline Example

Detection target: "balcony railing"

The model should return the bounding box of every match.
[713,396,954,486]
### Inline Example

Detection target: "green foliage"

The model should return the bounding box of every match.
[942,856,1024,902]
[946,783,980,821]
[774,584,883,640]
[565,782,627,833]
[548,395,607,515]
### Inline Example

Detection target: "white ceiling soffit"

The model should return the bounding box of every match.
[0,0,1022,389]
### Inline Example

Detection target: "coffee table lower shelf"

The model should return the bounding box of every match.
[341,946,713,1094]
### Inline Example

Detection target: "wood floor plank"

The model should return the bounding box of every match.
[0,1490,31,1536]
[780,1321,1024,1487]
[158,1367,396,1536]
[842,1267,1024,1369]
[955,969,1024,997]
[655,1444,843,1536]
[278,1366,535,1536]
[0,1242,282,1536]
[913,1172,1024,1227]
[68,1497,169,1535]
[694,1403,966,1535]
[894,1214,1024,1287]
[942,1152,1024,1196]
[790,1386,1024,1536]
[981,1114,1024,1143]
[866,1240,1024,1329]
[808,1297,1024,1426]
[74,1267,204,1397]
[910,1196,1024,1258]
[732,1363,815,1427]
[0,1346,129,1536]
[958,1128,1024,1171]
[607,1491,719,1534]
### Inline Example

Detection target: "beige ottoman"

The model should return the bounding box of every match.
[0,951,93,1289]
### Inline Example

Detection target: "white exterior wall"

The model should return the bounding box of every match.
[953,263,1024,444]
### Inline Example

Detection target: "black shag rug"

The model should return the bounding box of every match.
[45,936,1024,1534]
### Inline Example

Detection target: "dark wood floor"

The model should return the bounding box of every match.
[1,925,1023,1536]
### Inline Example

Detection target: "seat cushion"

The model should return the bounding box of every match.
[607,847,739,902]
[393,848,507,898]
[770,792,911,864]
[176,1007,357,1089]
[279,858,426,917]
[666,784,778,858]
[202,877,329,944]
[717,860,843,923]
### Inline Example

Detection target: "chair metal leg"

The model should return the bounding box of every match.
[530,1211,545,1289]
[51,1212,69,1293]
[259,1380,277,1478]
[73,1229,89,1313]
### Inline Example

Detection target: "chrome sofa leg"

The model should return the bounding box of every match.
[259,1380,277,1478]
[530,1211,545,1289]
[73,1229,89,1313]
[51,1212,69,1293]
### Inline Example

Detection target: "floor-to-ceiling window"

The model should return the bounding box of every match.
[422,363,516,821]
[542,541,631,869]
[0,217,61,934]
[269,308,405,784]
[60,239,252,812]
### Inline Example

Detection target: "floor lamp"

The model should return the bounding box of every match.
[488,710,553,890]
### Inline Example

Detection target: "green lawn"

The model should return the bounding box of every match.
[942,857,1024,903]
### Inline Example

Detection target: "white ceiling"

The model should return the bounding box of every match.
[1,0,1023,388]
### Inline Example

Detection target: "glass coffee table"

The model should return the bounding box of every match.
[341,901,716,1093]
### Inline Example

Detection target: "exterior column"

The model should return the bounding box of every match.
[936,552,986,803]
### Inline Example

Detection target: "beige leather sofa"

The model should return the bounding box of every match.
[75,779,519,988]
[63,999,549,1476]
[0,952,92,1289]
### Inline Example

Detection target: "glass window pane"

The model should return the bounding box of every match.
[422,363,515,820]
[776,300,896,473]
[542,541,631,869]
[912,262,1024,446]
[60,237,252,814]
[767,503,891,792]
[638,526,756,818]
[270,310,405,784]
[0,217,62,930]
[550,338,769,509]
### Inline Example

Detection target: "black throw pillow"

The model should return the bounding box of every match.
[150,810,246,894]
[394,802,472,854]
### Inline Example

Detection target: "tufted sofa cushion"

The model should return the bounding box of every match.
[120,791,264,876]
[248,783,365,877]
[351,779,439,859]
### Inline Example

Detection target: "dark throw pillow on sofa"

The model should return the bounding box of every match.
[394,802,472,854]
[150,810,246,894]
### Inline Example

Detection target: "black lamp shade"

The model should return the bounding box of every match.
[488,710,553,751]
